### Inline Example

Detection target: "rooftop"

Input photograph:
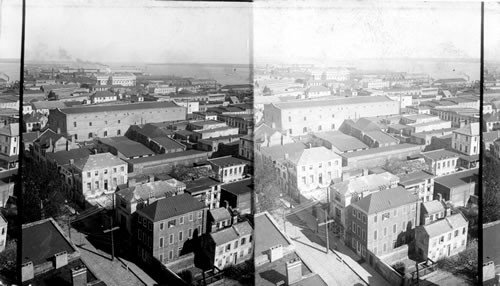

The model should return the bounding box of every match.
[421,149,460,161]
[341,143,421,159]
[254,212,291,257]
[185,177,221,195]
[208,207,232,222]
[398,170,434,186]
[422,200,445,214]
[73,152,126,171]
[434,169,478,189]
[332,172,400,196]
[453,122,479,136]
[353,186,418,214]
[313,131,368,152]
[221,178,253,196]
[22,218,78,265]
[116,179,185,203]
[273,96,394,110]
[422,213,468,237]
[99,136,155,158]
[59,101,181,114]
[210,221,253,245]
[287,146,341,166]
[208,156,249,168]
[137,193,206,222]
[127,149,209,164]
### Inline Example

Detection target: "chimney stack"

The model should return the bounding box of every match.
[445,207,451,217]
[269,244,284,262]
[54,251,68,269]
[21,261,34,282]
[71,265,88,286]
[437,193,443,202]
[286,258,303,285]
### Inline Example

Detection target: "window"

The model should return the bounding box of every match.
[179,216,184,225]
[95,181,99,189]
[95,171,98,176]
[241,237,246,245]
[382,212,390,221]
[104,169,108,174]
[384,227,387,236]
[226,244,231,252]
[169,250,173,260]
[374,215,377,223]
[89,122,92,126]
[117,129,121,135]
[437,162,441,169]
[159,237,164,247]
[87,172,91,178]
[169,234,174,244]
[374,230,377,240]
[179,231,183,241]
[189,213,193,221]
[198,211,202,219]
[302,177,306,185]
[168,219,176,228]
[188,228,192,239]
[113,168,117,173]
[74,122,77,127]
[352,222,356,233]
[160,223,164,230]
[462,227,466,234]
[448,233,451,241]
[393,224,397,234]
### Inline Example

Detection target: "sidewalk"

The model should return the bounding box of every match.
[276,209,389,286]
[67,226,155,286]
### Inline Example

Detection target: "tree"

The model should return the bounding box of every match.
[169,166,215,183]
[483,153,500,223]
[437,240,478,282]
[254,155,282,212]
[22,158,67,223]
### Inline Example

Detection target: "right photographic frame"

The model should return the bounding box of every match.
[482,2,500,285]
[253,1,482,285]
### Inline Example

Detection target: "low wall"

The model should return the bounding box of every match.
[367,249,409,286]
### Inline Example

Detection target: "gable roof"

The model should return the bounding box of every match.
[287,146,341,166]
[353,187,418,214]
[116,179,185,203]
[138,193,206,222]
[421,213,467,237]
[210,221,253,245]
[73,152,126,171]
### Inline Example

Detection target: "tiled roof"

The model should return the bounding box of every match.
[185,177,221,195]
[422,200,445,214]
[313,131,368,152]
[421,149,460,161]
[209,207,231,222]
[116,180,185,203]
[33,129,64,145]
[138,193,206,222]
[0,123,19,137]
[46,149,92,166]
[341,143,421,159]
[332,172,400,196]
[364,130,399,145]
[288,146,341,166]
[210,221,253,245]
[99,136,155,158]
[422,213,467,237]
[208,156,249,167]
[353,187,418,214]
[73,152,126,171]
[398,170,434,186]
[453,122,479,136]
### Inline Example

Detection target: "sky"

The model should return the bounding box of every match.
[0,0,22,59]
[485,2,500,63]
[254,1,483,65]
[24,0,252,64]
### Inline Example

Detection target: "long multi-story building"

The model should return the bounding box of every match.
[263,96,400,136]
[452,122,479,156]
[48,102,186,141]
[345,187,419,259]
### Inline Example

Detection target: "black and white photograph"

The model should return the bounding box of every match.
[0,0,21,284]
[253,1,480,285]
[20,1,253,286]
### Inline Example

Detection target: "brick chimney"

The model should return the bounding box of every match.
[71,265,88,286]
[54,251,68,269]
[21,261,34,282]
[286,258,302,285]
[269,244,283,262]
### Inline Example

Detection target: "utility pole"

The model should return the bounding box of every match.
[103,216,120,261]
[317,209,335,254]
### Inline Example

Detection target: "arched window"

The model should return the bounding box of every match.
[88,132,93,139]
[104,131,108,137]
[303,127,307,133]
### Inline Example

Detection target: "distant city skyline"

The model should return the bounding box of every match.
[24,0,252,64]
